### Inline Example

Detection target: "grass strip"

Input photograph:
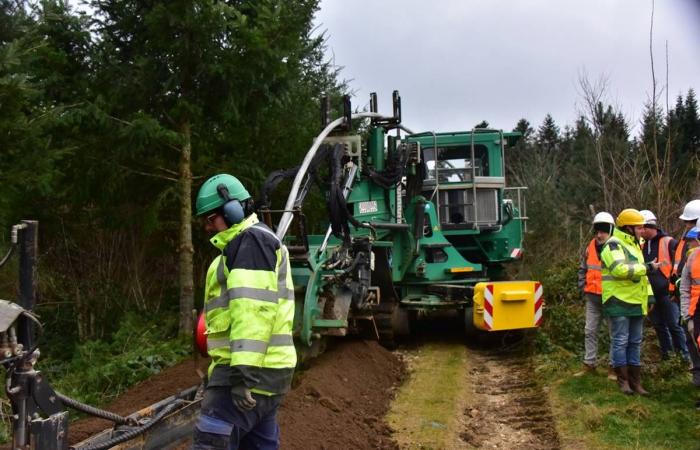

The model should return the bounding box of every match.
[387,342,468,449]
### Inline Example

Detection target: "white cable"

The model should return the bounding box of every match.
[276,112,384,240]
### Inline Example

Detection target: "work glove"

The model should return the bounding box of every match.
[680,315,689,327]
[231,385,256,411]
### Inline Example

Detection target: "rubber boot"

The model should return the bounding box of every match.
[628,365,649,396]
[614,366,633,395]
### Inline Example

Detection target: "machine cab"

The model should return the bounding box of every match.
[410,130,521,232]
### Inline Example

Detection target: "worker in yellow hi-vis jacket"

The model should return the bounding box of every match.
[600,209,658,396]
[192,174,296,450]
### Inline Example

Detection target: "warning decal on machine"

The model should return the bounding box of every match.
[358,201,378,214]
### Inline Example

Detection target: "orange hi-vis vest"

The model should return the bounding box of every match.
[689,248,700,317]
[584,239,602,295]
[656,235,673,279]
[670,237,687,292]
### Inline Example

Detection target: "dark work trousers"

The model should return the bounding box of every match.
[688,315,700,387]
[192,386,283,450]
[648,294,689,359]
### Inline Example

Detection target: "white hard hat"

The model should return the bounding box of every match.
[679,199,700,221]
[639,209,657,226]
[593,212,615,225]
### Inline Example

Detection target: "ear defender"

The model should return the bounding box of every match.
[216,183,245,226]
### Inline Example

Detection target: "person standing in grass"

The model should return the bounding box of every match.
[576,212,615,377]
[600,209,658,395]
[639,210,689,362]
[679,221,700,398]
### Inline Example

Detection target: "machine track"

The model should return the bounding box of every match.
[458,344,560,449]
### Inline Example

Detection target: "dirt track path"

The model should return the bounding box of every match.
[389,332,561,450]
[458,345,561,450]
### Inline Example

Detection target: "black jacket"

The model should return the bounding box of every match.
[642,229,678,298]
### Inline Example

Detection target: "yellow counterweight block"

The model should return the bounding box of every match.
[472,281,543,331]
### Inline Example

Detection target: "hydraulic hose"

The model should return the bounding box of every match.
[56,392,135,426]
[276,112,385,240]
[70,400,183,450]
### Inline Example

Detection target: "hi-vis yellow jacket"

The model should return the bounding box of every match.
[600,227,653,317]
[204,214,296,395]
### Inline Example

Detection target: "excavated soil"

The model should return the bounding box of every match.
[69,339,404,449]
[279,339,403,450]
[458,345,560,450]
[69,359,204,444]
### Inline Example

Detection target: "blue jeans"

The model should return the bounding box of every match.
[609,315,644,367]
[648,295,689,359]
[193,386,283,450]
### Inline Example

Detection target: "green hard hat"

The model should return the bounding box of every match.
[195,174,251,216]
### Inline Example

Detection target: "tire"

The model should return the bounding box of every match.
[464,306,479,338]
[391,306,411,338]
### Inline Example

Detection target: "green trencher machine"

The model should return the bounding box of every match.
[261,91,543,355]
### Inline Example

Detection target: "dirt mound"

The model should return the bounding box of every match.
[66,339,403,449]
[279,339,404,450]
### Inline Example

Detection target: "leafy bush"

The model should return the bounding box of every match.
[41,312,190,406]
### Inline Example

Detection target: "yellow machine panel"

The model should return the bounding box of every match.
[472,281,543,331]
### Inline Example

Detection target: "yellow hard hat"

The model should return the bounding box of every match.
[615,208,645,227]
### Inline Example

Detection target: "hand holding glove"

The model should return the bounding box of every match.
[231,385,257,411]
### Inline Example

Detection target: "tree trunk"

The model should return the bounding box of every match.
[178,120,194,336]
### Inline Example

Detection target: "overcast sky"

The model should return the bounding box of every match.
[313,0,700,136]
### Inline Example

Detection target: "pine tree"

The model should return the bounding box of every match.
[0,1,67,228]
[513,118,533,141]
[640,101,665,153]
[536,114,560,152]
[86,0,332,335]
[684,89,700,149]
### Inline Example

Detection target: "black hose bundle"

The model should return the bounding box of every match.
[56,392,135,426]
[258,145,332,210]
[70,400,183,450]
[328,144,352,242]
[259,167,300,209]
[259,142,373,244]
[364,142,408,189]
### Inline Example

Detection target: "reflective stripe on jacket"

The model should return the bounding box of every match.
[584,239,602,295]
[600,227,651,316]
[204,213,296,395]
